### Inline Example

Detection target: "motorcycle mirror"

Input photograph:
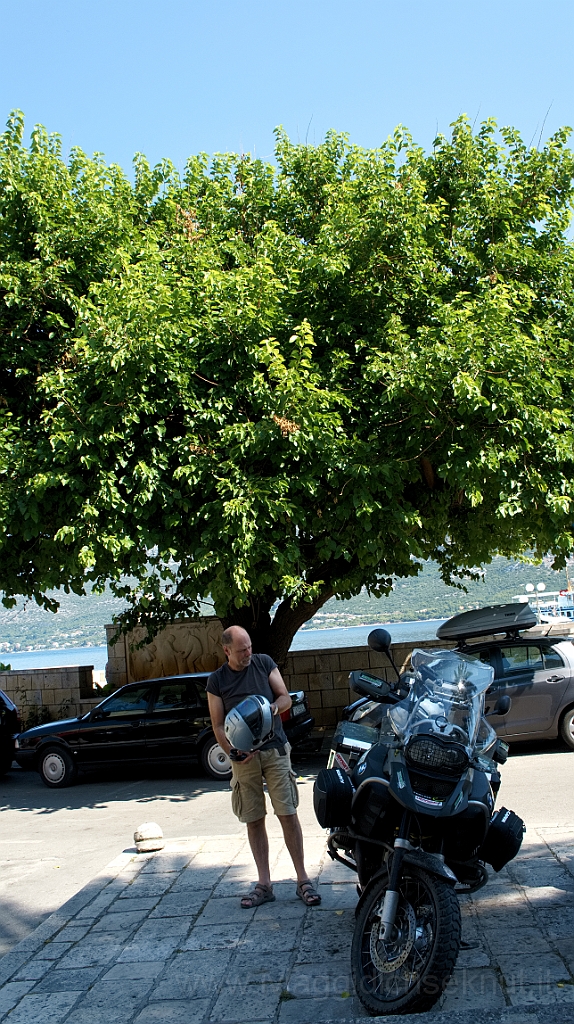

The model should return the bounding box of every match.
[494,695,511,716]
[486,694,511,717]
[367,628,392,653]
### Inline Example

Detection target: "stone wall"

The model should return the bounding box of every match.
[104,616,449,728]
[105,617,225,689]
[282,639,449,727]
[0,665,100,727]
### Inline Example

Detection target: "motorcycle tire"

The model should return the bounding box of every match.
[351,865,461,1015]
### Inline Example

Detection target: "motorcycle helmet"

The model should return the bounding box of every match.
[224,694,275,752]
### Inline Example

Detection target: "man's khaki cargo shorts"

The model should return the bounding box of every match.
[230,744,299,823]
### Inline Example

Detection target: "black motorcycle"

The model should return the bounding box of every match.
[313,629,524,1016]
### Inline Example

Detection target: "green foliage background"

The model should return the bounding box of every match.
[2,111,574,661]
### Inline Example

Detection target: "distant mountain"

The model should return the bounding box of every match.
[1,556,571,653]
[301,556,573,629]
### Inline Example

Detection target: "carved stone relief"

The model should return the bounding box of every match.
[126,617,225,681]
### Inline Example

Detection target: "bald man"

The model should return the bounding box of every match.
[206,626,321,909]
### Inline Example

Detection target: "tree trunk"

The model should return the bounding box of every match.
[222,588,334,666]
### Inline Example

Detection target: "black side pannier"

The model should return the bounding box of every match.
[313,767,355,828]
[480,806,525,872]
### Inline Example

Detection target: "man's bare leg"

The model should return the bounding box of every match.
[277,812,308,883]
[246,816,272,886]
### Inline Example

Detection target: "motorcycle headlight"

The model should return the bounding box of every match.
[406,736,468,776]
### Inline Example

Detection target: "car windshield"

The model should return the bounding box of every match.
[388,648,494,753]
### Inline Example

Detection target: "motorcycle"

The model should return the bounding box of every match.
[313,628,525,1016]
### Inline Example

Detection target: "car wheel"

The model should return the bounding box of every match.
[201,737,232,781]
[39,746,78,788]
[560,707,574,750]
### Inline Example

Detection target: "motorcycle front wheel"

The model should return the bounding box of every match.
[351,866,461,1015]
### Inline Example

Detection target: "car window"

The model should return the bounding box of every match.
[499,645,543,675]
[100,686,152,717]
[152,681,196,711]
[543,647,565,669]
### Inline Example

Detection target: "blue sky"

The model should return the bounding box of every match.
[0,0,572,172]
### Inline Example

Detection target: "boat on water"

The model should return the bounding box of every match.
[513,586,574,624]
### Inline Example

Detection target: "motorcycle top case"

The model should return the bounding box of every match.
[313,767,355,828]
[436,603,537,642]
[480,806,525,872]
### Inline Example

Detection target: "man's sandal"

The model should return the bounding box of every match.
[296,880,322,906]
[240,883,276,909]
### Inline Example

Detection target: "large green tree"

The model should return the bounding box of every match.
[2,111,574,662]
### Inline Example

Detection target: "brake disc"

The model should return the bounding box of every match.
[370,900,416,973]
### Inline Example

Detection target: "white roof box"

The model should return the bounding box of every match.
[437,603,537,642]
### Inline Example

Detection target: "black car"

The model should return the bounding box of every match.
[14,673,315,788]
[0,688,21,776]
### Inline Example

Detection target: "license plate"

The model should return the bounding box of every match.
[292,704,306,717]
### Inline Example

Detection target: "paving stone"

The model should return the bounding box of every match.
[149,892,209,918]
[497,952,569,989]
[70,979,154,1023]
[118,938,188,962]
[225,953,290,986]
[52,924,92,942]
[210,981,283,1021]
[108,897,158,913]
[170,866,227,891]
[149,949,234,999]
[91,909,149,932]
[195,896,256,925]
[483,927,553,956]
[441,968,506,1011]
[182,924,246,951]
[254,898,307,921]
[134,917,190,939]
[277,993,363,1022]
[134,999,211,1023]
[55,937,123,969]
[140,854,194,873]
[533,908,574,940]
[295,909,353,961]
[0,951,31,987]
[34,942,74,961]
[103,961,166,981]
[508,983,574,1006]
[239,917,302,953]
[119,875,176,898]
[3,991,82,1024]
[75,889,121,918]
[13,959,53,982]
[307,883,358,912]
[286,960,352,998]
[33,967,101,993]
[0,981,35,1015]
[523,885,574,907]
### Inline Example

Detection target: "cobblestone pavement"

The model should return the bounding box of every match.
[1,824,574,1023]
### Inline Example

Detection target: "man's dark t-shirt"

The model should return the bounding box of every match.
[206,653,288,751]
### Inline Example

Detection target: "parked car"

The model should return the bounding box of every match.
[14,673,315,788]
[0,688,21,776]
[329,604,574,769]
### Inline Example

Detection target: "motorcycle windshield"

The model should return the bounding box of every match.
[388,648,494,753]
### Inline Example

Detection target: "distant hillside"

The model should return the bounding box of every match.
[0,556,571,653]
[302,555,573,630]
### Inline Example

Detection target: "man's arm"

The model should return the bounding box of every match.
[207,691,256,762]
[207,692,230,754]
[268,667,292,718]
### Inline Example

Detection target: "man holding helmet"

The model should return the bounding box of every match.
[206,625,321,909]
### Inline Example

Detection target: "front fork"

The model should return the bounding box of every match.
[379,811,411,940]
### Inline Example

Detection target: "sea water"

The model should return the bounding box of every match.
[1,618,447,672]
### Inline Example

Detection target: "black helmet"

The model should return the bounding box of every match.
[224,695,275,752]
